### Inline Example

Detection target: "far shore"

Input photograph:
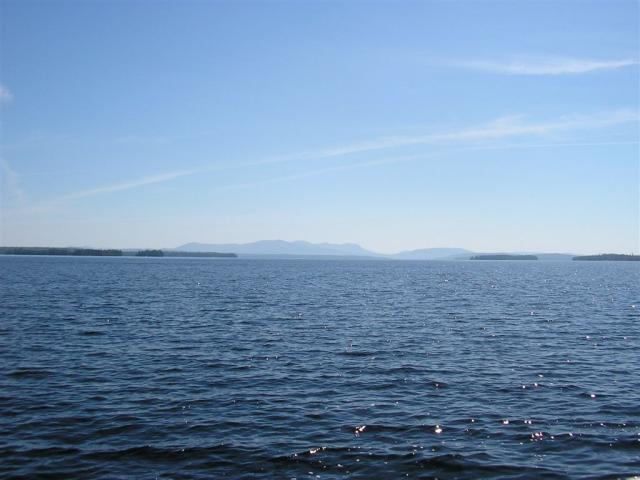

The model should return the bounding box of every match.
[0,247,237,258]
[1,247,638,262]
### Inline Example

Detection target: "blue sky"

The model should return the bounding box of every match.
[0,0,638,253]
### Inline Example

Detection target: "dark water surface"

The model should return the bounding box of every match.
[1,257,639,479]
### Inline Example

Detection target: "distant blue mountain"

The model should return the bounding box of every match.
[174,241,575,260]
[174,240,381,257]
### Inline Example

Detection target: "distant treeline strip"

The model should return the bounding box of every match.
[0,247,123,256]
[573,254,639,261]
[135,249,163,257]
[0,247,237,258]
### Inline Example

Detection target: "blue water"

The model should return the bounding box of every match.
[1,256,639,479]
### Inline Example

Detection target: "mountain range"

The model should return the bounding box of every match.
[176,240,378,257]
[175,240,563,260]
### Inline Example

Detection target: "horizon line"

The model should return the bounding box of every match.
[2,240,636,258]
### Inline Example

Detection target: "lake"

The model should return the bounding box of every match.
[1,256,638,479]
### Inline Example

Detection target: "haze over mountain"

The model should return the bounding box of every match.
[175,240,380,257]
[174,240,578,260]
[177,241,473,259]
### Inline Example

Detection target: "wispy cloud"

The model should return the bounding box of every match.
[61,169,200,200]
[451,56,638,75]
[467,140,640,152]
[0,158,27,208]
[0,85,13,104]
[1,168,201,219]
[308,109,639,157]
[217,153,432,191]
[5,109,637,212]
[203,110,638,170]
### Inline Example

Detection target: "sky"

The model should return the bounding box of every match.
[0,0,638,254]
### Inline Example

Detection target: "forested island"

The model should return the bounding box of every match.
[470,254,538,260]
[135,249,164,257]
[573,254,640,261]
[0,247,237,258]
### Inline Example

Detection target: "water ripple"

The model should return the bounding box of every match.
[0,257,638,479]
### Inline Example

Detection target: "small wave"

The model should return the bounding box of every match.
[79,330,105,336]
[339,350,376,357]
[7,446,82,458]
[82,444,235,462]
[7,368,53,380]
